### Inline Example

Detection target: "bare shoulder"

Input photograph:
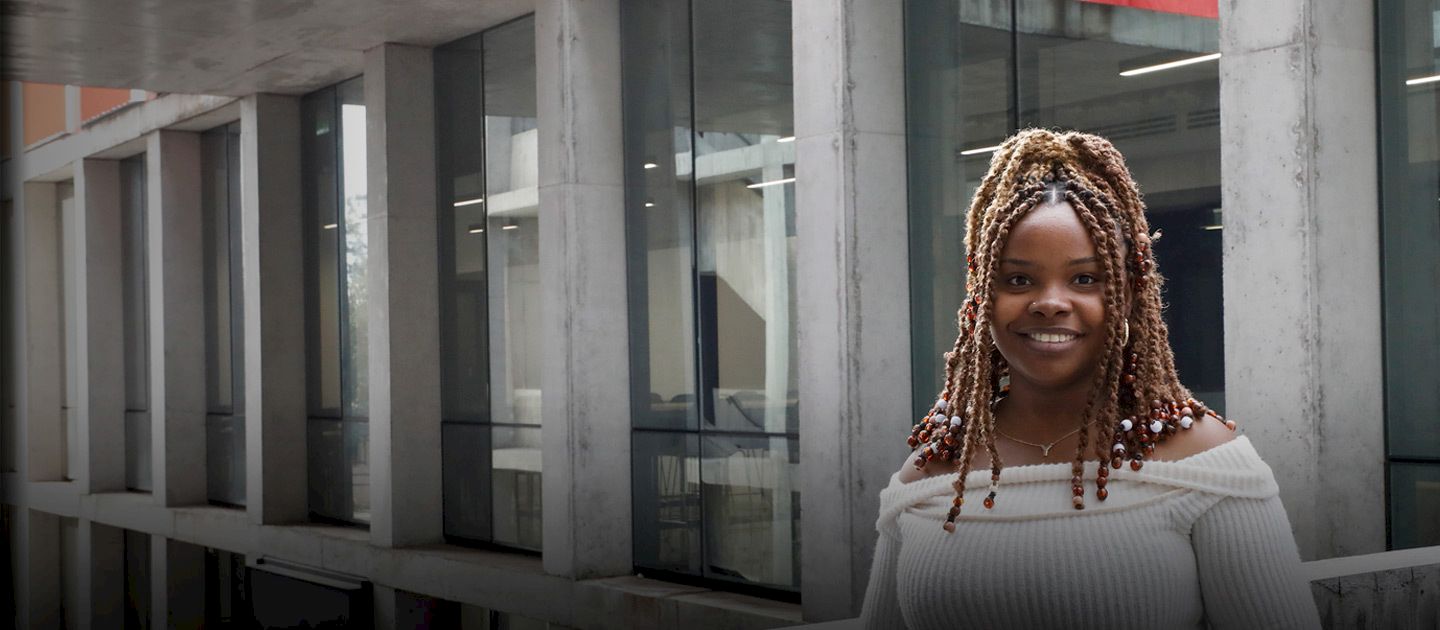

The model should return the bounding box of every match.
[1152,413,1236,462]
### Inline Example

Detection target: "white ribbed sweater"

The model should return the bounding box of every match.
[859,436,1321,629]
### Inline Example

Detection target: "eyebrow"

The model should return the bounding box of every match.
[999,256,1100,267]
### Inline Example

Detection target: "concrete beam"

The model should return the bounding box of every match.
[145,130,207,507]
[240,94,308,525]
[1219,0,1384,559]
[536,0,633,580]
[20,181,65,482]
[364,43,444,548]
[73,159,127,494]
[792,0,912,620]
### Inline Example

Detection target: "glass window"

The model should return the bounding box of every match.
[120,155,151,492]
[303,77,370,525]
[202,122,246,506]
[1378,0,1440,549]
[58,181,78,481]
[904,0,1223,418]
[435,15,542,551]
[622,0,800,594]
[1,199,13,473]
[124,529,151,630]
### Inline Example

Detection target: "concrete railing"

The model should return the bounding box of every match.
[779,545,1440,629]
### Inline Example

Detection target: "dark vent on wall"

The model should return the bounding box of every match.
[1187,108,1221,129]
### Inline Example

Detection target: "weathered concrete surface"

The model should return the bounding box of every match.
[241,94,308,526]
[792,0,912,620]
[21,181,65,482]
[1219,0,1384,560]
[536,0,633,580]
[145,130,207,507]
[365,43,444,548]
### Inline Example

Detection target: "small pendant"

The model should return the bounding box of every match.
[1041,443,1054,457]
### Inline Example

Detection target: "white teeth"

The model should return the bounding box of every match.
[1027,332,1077,343]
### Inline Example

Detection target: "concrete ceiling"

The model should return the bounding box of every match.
[1,0,534,96]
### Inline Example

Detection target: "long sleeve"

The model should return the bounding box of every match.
[1191,495,1322,629]
[858,528,907,630]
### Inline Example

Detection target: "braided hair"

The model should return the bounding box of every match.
[906,129,1229,528]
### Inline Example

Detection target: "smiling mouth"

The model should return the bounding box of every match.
[1024,332,1079,343]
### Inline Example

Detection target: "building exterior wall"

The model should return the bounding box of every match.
[0,0,1431,628]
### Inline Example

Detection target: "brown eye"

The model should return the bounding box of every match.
[1075,274,1100,286]
[1004,274,1031,287]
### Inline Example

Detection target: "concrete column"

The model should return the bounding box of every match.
[21,181,65,481]
[150,535,205,629]
[73,159,127,494]
[240,94,309,525]
[364,43,443,547]
[145,130,207,507]
[15,509,63,629]
[76,520,125,629]
[1219,0,1384,559]
[536,0,633,579]
[792,0,912,620]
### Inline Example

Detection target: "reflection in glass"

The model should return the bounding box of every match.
[905,0,1223,418]
[623,0,799,592]
[1378,0,1440,547]
[435,16,542,549]
[202,122,246,506]
[120,155,151,492]
[303,77,369,525]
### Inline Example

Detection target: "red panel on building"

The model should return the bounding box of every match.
[80,87,133,123]
[1082,0,1218,19]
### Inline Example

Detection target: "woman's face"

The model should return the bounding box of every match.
[989,201,1112,393]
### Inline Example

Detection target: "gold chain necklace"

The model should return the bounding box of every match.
[995,426,1082,457]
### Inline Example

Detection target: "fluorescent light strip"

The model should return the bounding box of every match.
[1120,52,1221,77]
[1202,225,1223,231]
[501,224,519,230]
[453,197,485,207]
[777,136,796,143]
[322,223,338,230]
[644,202,656,208]
[960,145,1001,156]
[643,162,659,169]
[746,177,796,189]
[1406,73,1440,86]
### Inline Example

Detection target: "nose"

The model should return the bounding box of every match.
[1028,290,1072,318]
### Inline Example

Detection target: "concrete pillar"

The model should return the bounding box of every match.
[73,159,127,494]
[240,94,309,525]
[1219,0,1384,559]
[150,535,205,629]
[536,0,633,579]
[364,44,444,547]
[146,130,207,507]
[76,520,125,629]
[20,181,65,481]
[16,509,63,629]
[792,0,912,619]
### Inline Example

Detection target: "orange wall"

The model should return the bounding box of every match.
[80,87,133,123]
[1,82,10,159]
[22,82,66,146]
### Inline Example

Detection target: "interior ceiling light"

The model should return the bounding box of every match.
[502,224,519,230]
[1120,52,1221,77]
[467,224,485,234]
[959,144,1001,156]
[322,223,338,230]
[777,136,796,143]
[643,162,659,169]
[746,177,796,189]
[454,197,485,207]
[1406,73,1440,86]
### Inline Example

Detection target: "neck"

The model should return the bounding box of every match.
[997,375,1095,438]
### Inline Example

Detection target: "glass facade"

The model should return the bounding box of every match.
[120,155,151,492]
[303,77,370,525]
[1378,0,1440,550]
[904,0,1223,420]
[201,122,245,506]
[434,16,543,550]
[0,200,12,473]
[622,0,800,593]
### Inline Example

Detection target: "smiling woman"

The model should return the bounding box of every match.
[862,129,1320,630]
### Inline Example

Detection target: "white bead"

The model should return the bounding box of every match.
[1149,420,1164,434]
[950,416,963,427]
[1119,419,1133,432]
[1112,442,1126,453]
[936,399,948,411]
[1179,416,1194,429]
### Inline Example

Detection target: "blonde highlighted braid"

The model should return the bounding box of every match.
[905,129,1231,531]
